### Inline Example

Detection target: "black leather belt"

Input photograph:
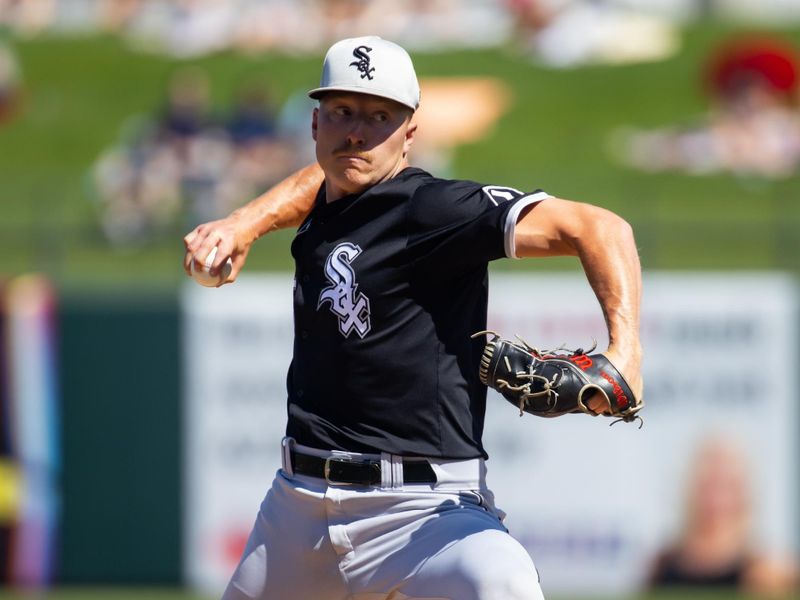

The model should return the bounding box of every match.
[290,450,437,486]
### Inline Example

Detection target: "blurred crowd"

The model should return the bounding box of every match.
[612,36,800,179]
[3,1,800,237]
[1,0,799,59]
[0,0,509,56]
[91,70,515,245]
[507,0,679,68]
[92,68,307,246]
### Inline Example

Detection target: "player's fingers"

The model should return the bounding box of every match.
[185,222,218,253]
[210,255,237,288]
[217,246,251,286]
[194,229,223,269]
[182,249,195,276]
[184,224,210,252]
[211,236,235,275]
[183,228,199,249]
[226,251,248,282]
[586,393,610,415]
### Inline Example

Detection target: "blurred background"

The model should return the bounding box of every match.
[0,0,799,599]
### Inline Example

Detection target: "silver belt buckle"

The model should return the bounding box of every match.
[324,456,354,486]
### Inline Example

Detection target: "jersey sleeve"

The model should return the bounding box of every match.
[406,178,550,273]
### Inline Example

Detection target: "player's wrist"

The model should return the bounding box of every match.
[228,209,261,246]
[605,340,642,361]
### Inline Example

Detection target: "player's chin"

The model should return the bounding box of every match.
[337,170,376,193]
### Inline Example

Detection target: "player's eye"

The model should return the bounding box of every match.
[333,106,352,117]
[372,112,389,123]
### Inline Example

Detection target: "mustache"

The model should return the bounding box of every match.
[333,145,370,161]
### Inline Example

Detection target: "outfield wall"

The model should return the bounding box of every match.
[58,293,181,584]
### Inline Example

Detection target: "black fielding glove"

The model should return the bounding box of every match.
[474,331,644,426]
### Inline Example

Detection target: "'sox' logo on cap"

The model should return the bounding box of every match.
[349,45,375,80]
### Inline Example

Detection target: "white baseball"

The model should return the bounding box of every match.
[191,246,233,288]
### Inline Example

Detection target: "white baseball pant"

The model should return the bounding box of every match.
[221,439,545,600]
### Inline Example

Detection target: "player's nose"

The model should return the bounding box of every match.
[345,119,367,146]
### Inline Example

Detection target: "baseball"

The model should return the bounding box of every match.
[191,246,232,288]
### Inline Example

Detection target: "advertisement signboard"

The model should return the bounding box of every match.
[183,273,798,595]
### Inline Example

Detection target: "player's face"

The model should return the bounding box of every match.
[313,92,416,201]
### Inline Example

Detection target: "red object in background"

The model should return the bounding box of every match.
[223,529,250,567]
[705,36,799,100]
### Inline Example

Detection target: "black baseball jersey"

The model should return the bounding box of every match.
[287,167,549,459]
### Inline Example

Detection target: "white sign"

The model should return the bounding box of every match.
[182,273,798,595]
[484,272,798,595]
[182,277,295,591]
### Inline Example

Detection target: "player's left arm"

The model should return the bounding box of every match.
[513,198,643,405]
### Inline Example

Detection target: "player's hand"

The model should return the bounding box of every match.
[587,345,643,415]
[183,214,258,287]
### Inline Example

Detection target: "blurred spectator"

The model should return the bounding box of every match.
[92,68,300,246]
[0,0,513,55]
[160,65,214,139]
[0,40,21,124]
[274,89,321,168]
[324,0,510,52]
[214,79,295,216]
[153,66,226,228]
[612,35,800,178]
[3,1,800,54]
[90,68,512,246]
[92,119,184,246]
[506,0,679,68]
[0,0,57,36]
[127,0,238,58]
[647,436,798,596]
[96,0,144,33]
[227,81,277,145]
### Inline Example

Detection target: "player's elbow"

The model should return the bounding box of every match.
[607,211,635,243]
[515,199,635,257]
[576,205,634,247]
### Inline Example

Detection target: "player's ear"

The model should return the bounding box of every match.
[311,107,319,141]
[402,120,417,156]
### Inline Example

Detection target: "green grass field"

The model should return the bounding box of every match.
[2,23,800,290]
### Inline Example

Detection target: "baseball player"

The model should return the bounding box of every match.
[184,36,643,600]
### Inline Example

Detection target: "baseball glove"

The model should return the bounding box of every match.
[473,331,644,426]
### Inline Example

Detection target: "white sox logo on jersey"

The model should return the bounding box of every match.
[318,242,371,338]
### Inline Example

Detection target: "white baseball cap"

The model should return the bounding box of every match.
[308,36,420,111]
